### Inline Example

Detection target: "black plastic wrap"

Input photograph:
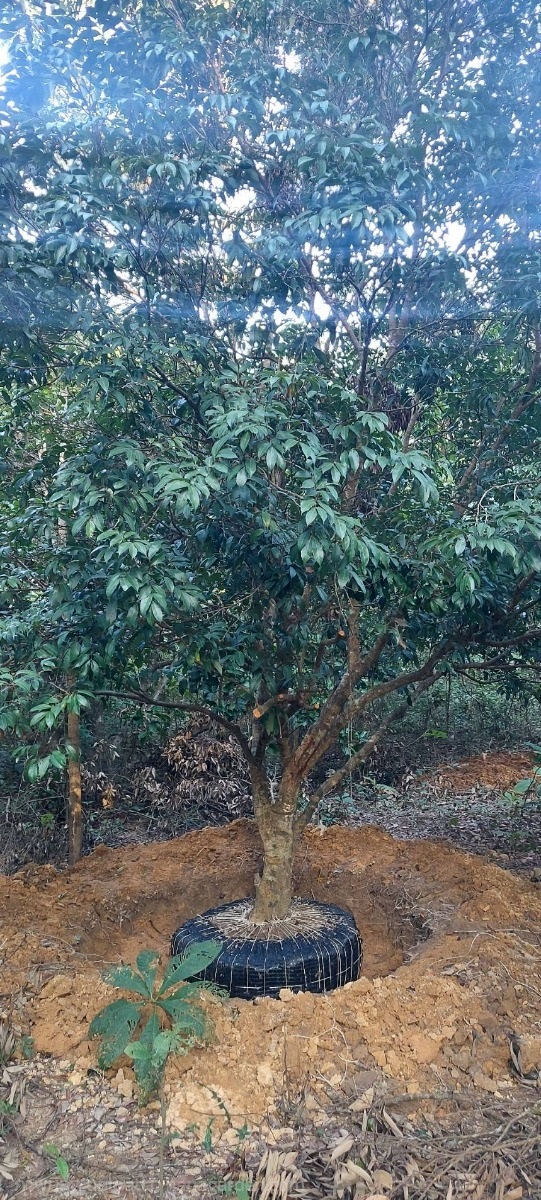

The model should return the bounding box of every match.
[171,898,362,999]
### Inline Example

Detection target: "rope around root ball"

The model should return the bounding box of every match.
[201,898,348,942]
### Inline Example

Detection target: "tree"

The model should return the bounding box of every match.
[0,0,540,916]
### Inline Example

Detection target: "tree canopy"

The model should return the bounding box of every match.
[0,0,540,914]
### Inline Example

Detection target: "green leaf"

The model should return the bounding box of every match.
[157,943,221,995]
[105,574,121,598]
[56,1158,70,1181]
[512,778,534,794]
[128,1011,162,1099]
[88,999,141,1068]
[139,586,153,617]
[391,461,406,485]
[102,965,152,1000]
[159,996,207,1036]
[135,950,159,974]
[125,1040,152,1061]
[139,1009,160,1047]
[152,1030,175,1057]
[135,951,159,992]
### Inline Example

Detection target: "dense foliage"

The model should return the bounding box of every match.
[0,0,540,912]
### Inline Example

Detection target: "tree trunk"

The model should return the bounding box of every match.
[251,774,301,922]
[66,705,83,866]
[58,521,83,866]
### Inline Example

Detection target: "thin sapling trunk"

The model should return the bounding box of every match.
[66,700,83,866]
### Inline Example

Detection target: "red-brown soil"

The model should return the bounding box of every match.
[1,820,540,1133]
[421,750,535,791]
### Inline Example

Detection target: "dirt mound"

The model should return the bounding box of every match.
[422,750,535,791]
[1,821,540,1133]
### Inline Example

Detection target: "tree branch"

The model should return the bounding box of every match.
[454,658,541,675]
[341,643,450,729]
[482,627,541,651]
[510,571,537,610]
[296,672,443,830]
[299,256,365,358]
[290,630,390,778]
[252,691,302,719]
[95,689,255,763]
[149,364,204,425]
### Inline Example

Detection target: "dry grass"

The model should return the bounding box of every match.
[252,1096,541,1199]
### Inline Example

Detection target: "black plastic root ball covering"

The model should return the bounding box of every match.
[170,898,362,999]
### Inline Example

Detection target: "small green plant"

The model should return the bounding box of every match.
[503,744,541,809]
[89,943,221,1103]
[43,1142,70,1180]
[202,1117,215,1152]
[18,1034,35,1060]
[90,943,222,1200]
[220,1180,252,1199]
[0,1097,17,1125]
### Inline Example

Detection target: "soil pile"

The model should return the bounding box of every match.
[421,750,535,791]
[1,821,540,1133]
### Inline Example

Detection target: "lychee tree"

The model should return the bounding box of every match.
[0,0,540,915]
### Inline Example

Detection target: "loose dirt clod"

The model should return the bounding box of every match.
[1,821,540,1135]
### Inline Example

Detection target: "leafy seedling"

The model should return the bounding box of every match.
[89,942,221,1103]
[503,744,541,808]
[44,1142,70,1180]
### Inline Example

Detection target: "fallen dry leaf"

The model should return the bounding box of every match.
[349,1087,374,1112]
[336,1159,373,1186]
[329,1134,354,1161]
[382,1109,403,1138]
[373,1168,394,1191]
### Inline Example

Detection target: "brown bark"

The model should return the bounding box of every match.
[251,771,301,922]
[291,628,390,779]
[252,807,298,921]
[66,703,83,866]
